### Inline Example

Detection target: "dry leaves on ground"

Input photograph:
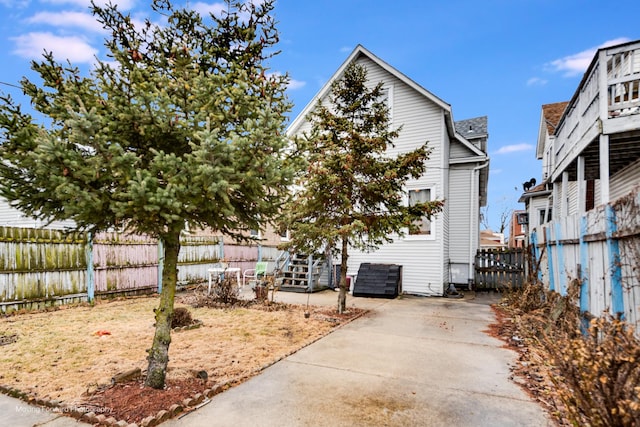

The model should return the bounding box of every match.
[0,293,365,424]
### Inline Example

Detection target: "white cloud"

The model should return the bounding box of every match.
[41,0,135,9]
[490,168,503,175]
[0,0,29,7]
[191,1,226,16]
[26,11,105,32]
[12,32,97,63]
[287,79,306,90]
[494,143,533,155]
[547,37,630,77]
[526,77,547,87]
[267,72,306,90]
[339,46,352,53]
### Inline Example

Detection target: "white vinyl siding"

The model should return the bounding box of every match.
[441,127,450,285]
[553,182,562,221]
[345,56,445,295]
[346,239,443,296]
[447,167,476,284]
[286,47,486,296]
[0,199,76,230]
[448,168,472,263]
[610,158,640,201]
[528,196,552,230]
[450,140,478,159]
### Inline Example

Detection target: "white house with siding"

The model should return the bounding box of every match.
[287,45,489,296]
[0,199,75,230]
[520,39,640,228]
[517,39,640,329]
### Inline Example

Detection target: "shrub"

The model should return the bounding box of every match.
[542,316,640,427]
[211,277,240,304]
[500,279,640,426]
[171,307,193,328]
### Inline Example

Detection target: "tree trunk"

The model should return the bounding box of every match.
[145,224,183,389]
[337,237,348,314]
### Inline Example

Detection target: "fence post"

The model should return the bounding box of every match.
[157,238,164,293]
[555,223,566,296]
[85,232,94,302]
[307,255,313,291]
[605,205,624,318]
[544,225,555,292]
[579,216,590,314]
[530,230,541,281]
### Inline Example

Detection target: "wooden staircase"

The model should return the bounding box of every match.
[277,253,327,293]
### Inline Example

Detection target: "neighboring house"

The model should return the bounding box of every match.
[508,210,526,249]
[0,199,76,230]
[287,45,489,296]
[517,102,565,230]
[480,229,506,249]
[520,39,640,224]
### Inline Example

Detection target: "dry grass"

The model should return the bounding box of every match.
[0,294,356,405]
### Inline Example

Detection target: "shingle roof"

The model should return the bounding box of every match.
[454,116,488,139]
[541,102,569,135]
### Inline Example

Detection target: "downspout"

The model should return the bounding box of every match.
[469,161,489,281]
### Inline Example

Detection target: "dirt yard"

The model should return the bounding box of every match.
[0,292,364,423]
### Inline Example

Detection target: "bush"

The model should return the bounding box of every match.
[542,316,640,427]
[171,307,193,328]
[500,280,640,426]
[211,277,240,304]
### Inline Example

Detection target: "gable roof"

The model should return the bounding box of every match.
[454,116,488,139]
[454,116,488,155]
[536,101,568,159]
[542,102,568,135]
[287,45,487,160]
[287,45,449,135]
[286,45,489,207]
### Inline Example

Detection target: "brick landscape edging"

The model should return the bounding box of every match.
[0,307,368,426]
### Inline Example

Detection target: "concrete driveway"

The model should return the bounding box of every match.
[164,290,552,427]
[2,290,552,426]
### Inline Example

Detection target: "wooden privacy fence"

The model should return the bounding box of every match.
[474,248,526,290]
[0,226,280,313]
[92,232,160,298]
[530,188,640,333]
[0,227,86,311]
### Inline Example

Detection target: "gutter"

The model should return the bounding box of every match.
[469,161,490,281]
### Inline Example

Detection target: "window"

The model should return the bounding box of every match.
[250,229,259,237]
[280,229,290,241]
[538,208,552,225]
[408,188,432,235]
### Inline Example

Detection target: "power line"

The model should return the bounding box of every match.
[0,81,22,90]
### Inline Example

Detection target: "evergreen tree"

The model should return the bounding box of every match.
[282,63,444,313]
[0,0,293,389]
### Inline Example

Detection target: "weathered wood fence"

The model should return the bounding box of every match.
[0,227,279,313]
[474,248,526,290]
[530,188,640,332]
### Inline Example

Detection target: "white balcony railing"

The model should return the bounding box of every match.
[608,46,640,117]
[552,41,640,180]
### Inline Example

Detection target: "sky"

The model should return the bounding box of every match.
[1,0,639,233]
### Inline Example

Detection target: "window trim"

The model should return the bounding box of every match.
[403,186,436,241]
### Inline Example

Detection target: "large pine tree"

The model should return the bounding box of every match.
[0,0,293,389]
[283,62,444,313]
